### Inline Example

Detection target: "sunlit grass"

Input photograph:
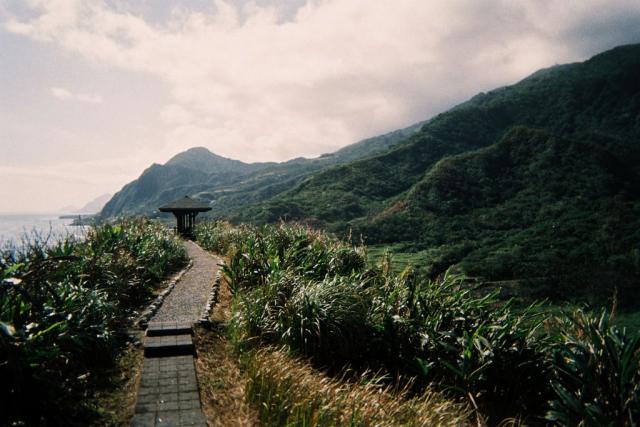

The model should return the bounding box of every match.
[244,347,472,427]
[197,220,640,424]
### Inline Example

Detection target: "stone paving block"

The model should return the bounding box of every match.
[134,353,206,426]
[141,377,159,387]
[158,392,179,403]
[178,400,201,410]
[178,391,200,402]
[159,377,179,387]
[144,335,194,357]
[178,382,198,393]
[158,400,180,411]
[156,410,181,425]
[179,409,207,426]
[179,372,197,381]
[138,393,160,404]
[147,321,193,337]
[132,242,217,425]
[131,413,155,427]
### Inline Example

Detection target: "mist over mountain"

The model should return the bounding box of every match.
[60,193,112,214]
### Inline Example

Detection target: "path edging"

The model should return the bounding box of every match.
[198,256,224,325]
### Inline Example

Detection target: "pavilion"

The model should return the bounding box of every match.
[159,196,211,238]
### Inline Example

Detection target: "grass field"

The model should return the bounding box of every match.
[366,244,431,273]
[368,244,640,332]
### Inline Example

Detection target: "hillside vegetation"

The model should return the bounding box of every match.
[102,43,640,303]
[234,44,640,300]
[195,221,640,425]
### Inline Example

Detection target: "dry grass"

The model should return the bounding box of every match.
[210,272,233,323]
[194,326,260,426]
[245,347,473,427]
[195,269,259,426]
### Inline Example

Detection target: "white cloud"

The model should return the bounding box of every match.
[51,86,103,103]
[9,0,640,163]
[2,0,640,210]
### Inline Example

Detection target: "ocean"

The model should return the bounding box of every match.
[0,213,87,249]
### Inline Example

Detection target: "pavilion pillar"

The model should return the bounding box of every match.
[159,196,212,240]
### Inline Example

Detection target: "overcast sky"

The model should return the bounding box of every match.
[1,0,640,213]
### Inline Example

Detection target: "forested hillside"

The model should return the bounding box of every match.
[103,43,640,300]
[234,44,640,298]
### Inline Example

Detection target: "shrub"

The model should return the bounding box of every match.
[547,310,640,426]
[368,270,552,422]
[0,219,187,424]
[201,221,640,423]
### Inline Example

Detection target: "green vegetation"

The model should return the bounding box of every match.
[196,221,640,424]
[0,219,187,425]
[103,44,640,310]
[548,310,640,426]
[367,244,441,274]
[231,44,640,308]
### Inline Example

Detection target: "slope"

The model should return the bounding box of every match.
[233,43,640,296]
[237,44,640,229]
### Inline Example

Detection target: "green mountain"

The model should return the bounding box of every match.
[103,43,640,301]
[100,121,424,218]
[100,148,260,217]
[234,43,640,298]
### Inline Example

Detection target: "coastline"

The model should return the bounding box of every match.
[0,213,88,248]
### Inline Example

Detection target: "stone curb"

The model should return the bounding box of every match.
[198,251,224,325]
[137,260,194,330]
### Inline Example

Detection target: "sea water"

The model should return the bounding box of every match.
[0,213,87,249]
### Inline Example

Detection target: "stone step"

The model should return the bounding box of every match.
[146,321,193,337]
[144,335,195,357]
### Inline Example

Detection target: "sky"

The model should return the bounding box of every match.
[1,0,640,213]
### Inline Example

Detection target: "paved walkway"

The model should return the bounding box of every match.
[131,241,222,427]
[153,241,221,323]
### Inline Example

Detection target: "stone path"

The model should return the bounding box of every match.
[131,241,221,427]
[153,241,220,323]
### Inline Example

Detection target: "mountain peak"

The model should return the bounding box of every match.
[167,146,227,165]
[165,146,251,173]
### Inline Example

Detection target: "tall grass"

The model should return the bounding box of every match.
[547,310,640,425]
[196,221,640,424]
[0,218,187,425]
[245,347,472,426]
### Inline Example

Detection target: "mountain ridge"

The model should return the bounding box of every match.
[100,120,426,217]
[101,43,640,299]
[238,43,640,228]
[228,43,640,297]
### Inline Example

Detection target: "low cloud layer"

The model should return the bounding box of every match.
[51,86,103,103]
[2,0,640,211]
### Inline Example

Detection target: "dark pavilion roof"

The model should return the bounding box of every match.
[158,196,212,212]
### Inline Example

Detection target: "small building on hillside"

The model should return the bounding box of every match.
[159,196,211,238]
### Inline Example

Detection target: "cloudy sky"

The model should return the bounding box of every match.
[1,0,640,212]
